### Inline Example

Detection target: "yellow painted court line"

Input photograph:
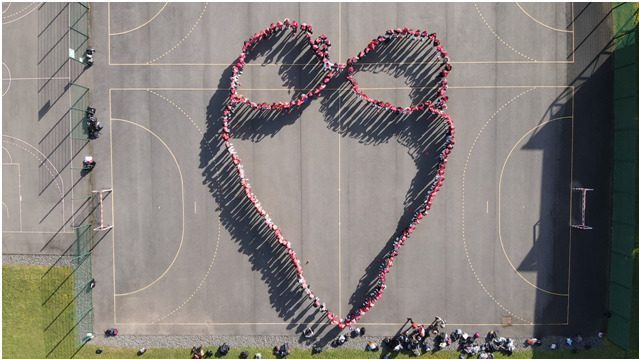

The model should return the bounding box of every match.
[109,2,168,36]
[111,119,186,297]
[109,86,575,323]
[459,86,574,324]
[460,88,537,324]
[515,3,574,33]
[497,116,573,296]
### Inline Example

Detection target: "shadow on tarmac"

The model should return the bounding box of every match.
[199,26,450,347]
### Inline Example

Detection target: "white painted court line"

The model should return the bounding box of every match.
[2,2,40,25]
[497,116,573,296]
[108,3,575,66]
[111,119,186,297]
[109,2,168,36]
[2,162,22,230]
[515,3,574,33]
[566,86,575,324]
[2,62,12,96]
[109,86,574,326]
[109,88,117,324]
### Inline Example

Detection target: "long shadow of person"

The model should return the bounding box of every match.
[199,25,451,346]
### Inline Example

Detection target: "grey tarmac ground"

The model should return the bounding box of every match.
[3,2,615,346]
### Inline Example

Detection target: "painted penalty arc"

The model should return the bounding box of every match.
[112,118,186,297]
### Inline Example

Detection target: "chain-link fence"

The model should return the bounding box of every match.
[70,83,90,140]
[40,4,95,356]
[69,3,89,63]
[72,224,95,345]
[41,223,96,358]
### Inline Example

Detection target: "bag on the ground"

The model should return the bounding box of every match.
[217,343,230,355]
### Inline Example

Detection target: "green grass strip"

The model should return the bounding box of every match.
[68,344,635,359]
[4,264,639,358]
[3,264,48,357]
[610,1,639,351]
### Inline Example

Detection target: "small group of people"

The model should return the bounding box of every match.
[552,334,594,353]
[86,106,103,139]
[81,106,101,174]
[381,316,446,355]
[378,320,517,358]
[272,342,289,357]
[330,326,366,347]
[190,345,213,359]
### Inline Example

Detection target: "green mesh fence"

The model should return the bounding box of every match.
[41,225,95,358]
[73,224,94,345]
[41,261,76,358]
[69,3,89,63]
[70,83,90,140]
[39,4,95,357]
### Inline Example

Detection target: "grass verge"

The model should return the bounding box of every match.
[3,264,638,358]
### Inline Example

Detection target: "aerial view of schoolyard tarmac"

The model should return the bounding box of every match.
[2,1,638,358]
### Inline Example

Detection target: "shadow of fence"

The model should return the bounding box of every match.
[37,4,97,356]
[40,200,111,358]
[37,2,89,216]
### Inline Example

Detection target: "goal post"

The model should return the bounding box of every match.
[571,187,593,230]
[92,188,113,231]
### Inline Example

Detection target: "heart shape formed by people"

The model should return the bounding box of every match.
[221,19,455,329]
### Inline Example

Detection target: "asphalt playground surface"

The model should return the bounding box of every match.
[3,2,616,342]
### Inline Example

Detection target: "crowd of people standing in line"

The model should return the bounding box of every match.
[222,18,456,330]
